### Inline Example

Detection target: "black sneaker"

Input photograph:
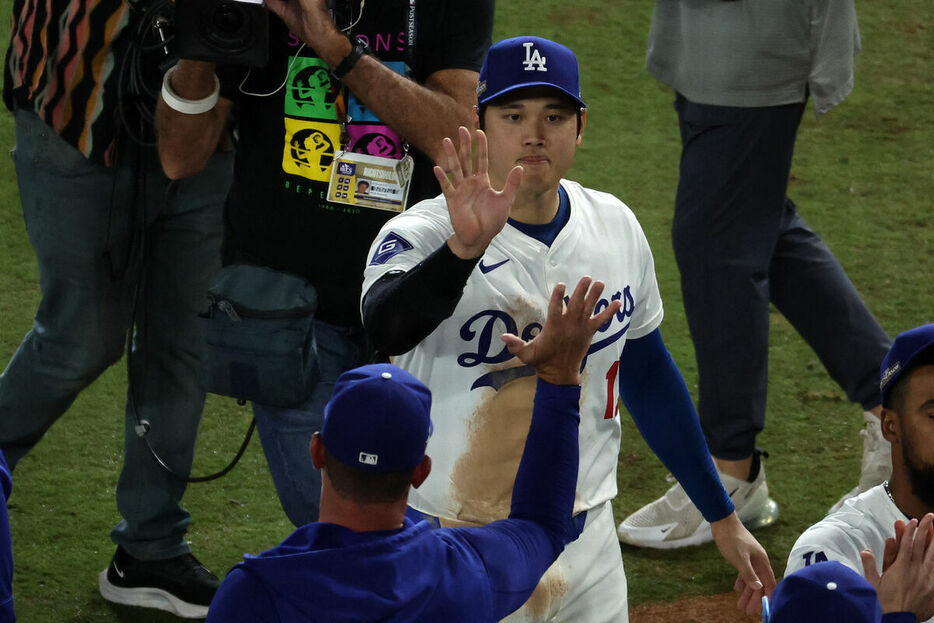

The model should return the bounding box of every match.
[98,546,221,619]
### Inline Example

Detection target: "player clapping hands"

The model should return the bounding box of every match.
[862,513,934,620]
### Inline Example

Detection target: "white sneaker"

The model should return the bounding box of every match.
[617,457,779,549]
[828,411,892,514]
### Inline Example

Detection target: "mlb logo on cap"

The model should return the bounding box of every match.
[477,36,586,109]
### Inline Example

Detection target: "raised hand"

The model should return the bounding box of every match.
[862,513,934,619]
[501,276,621,386]
[436,126,523,259]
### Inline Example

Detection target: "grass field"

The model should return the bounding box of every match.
[0,1,932,621]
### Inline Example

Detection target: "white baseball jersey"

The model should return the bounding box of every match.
[785,485,932,623]
[362,179,664,524]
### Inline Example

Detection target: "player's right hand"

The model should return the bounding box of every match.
[501,276,621,386]
[435,126,523,260]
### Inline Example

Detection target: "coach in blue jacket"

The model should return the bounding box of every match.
[206,277,621,622]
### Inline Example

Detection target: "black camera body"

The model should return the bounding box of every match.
[175,0,269,67]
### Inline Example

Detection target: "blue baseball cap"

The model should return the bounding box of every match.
[880,323,934,407]
[320,364,432,473]
[477,36,585,109]
[766,562,881,623]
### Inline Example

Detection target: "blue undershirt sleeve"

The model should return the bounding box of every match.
[618,329,733,522]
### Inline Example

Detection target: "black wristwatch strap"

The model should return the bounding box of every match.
[333,35,369,79]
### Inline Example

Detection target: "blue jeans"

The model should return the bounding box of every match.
[252,320,369,527]
[0,109,233,559]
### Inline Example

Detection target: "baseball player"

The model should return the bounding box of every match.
[785,324,934,623]
[207,277,622,622]
[361,36,774,621]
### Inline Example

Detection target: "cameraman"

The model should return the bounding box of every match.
[157,0,493,528]
[1,0,233,617]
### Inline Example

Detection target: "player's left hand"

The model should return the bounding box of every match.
[710,512,776,615]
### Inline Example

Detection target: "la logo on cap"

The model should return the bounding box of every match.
[522,42,547,72]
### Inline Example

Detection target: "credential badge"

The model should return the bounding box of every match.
[522,42,547,72]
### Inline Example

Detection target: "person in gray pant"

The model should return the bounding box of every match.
[617,0,892,550]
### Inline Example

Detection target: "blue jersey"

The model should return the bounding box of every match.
[208,382,583,622]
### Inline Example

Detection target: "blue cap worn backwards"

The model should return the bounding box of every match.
[477,36,585,109]
[880,323,934,408]
[766,562,881,623]
[321,364,432,473]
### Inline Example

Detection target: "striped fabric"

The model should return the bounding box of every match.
[3,0,130,164]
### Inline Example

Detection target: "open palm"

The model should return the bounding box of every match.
[434,126,523,259]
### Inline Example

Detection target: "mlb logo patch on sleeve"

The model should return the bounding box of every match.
[370,232,414,265]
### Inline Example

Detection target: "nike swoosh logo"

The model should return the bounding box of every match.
[113,562,125,579]
[478,258,509,274]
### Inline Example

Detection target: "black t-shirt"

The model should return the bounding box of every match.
[219,1,493,326]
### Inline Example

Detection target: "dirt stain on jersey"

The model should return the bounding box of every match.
[449,372,536,523]
[448,293,546,524]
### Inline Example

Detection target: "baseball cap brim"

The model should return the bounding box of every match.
[479,82,586,109]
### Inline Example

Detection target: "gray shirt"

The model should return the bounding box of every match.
[647,0,860,116]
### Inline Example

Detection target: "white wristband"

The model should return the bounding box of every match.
[161,65,220,115]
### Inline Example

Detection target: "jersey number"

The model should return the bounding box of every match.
[604,361,620,419]
[802,551,829,566]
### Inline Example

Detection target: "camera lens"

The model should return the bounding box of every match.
[201,1,253,52]
[212,6,245,34]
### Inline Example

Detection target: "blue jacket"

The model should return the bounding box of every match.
[208,381,582,622]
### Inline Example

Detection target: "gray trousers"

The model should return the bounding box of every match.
[0,109,233,559]
[671,95,891,460]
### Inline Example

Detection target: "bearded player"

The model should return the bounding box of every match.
[786,324,934,623]
[361,36,774,621]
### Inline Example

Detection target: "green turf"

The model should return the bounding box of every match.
[0,0,932,620]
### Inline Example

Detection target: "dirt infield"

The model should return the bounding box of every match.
[631,592,760,623]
